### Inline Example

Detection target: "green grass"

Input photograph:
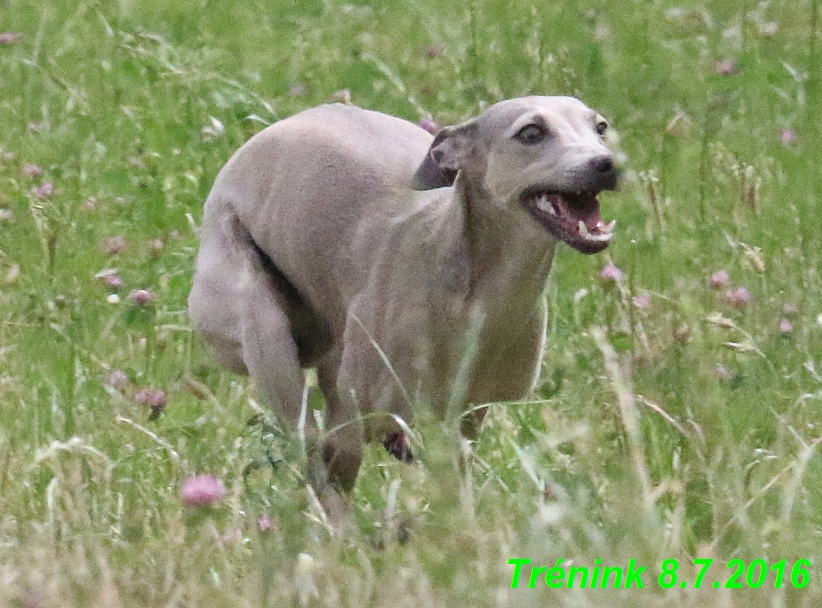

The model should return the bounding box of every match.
[1,0,821,605]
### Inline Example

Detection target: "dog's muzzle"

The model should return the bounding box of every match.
[521,157,618,254]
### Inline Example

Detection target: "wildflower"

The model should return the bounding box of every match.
[134,387,166,407]
[33,183,53,198]
[600,263,623,282]
[106,294,121,304]
[724,287,753,309]
[258,516,275,532]
[104,370,130,390]
[135,387,167,419]
[20,589,45,608]
[713,365,735,382]
[632,295,651,310]
[780,129,797,146]
[95,268,123,288]
[425,45,443,58]
[673,322,692,344]
[419,118,440,134]
[715,60,737,75]
[21,164,43,177]
[0,32,17,45]
[128,289,153,306]
[105,274,124,288]
[708,270,729,289]
[181,475,225,507]
[103,236,126,255]
[149,238,164,257]
[134,388,168,420]
[777,318,793,333]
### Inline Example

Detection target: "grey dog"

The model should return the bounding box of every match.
[188,96,618,508]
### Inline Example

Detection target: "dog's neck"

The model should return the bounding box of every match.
[457,179,558,313]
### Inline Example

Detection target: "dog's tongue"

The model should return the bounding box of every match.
[528,190,615,252]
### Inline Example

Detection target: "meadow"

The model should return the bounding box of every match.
[1,0,821,605]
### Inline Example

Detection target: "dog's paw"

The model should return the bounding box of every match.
[383,432,414,463]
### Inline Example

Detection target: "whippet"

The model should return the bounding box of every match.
[188,96,618,506]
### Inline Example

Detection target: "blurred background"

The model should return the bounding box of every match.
[0,0,820,606]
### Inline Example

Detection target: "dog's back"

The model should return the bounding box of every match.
[206,105,431,319]
[189,105,436,371]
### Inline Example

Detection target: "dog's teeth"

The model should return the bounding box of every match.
[579,220,613,242]
[537,195,550,212]
[537,195,558,216]
[585,234,613,243]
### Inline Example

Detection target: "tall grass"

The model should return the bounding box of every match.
[0,0,820,606]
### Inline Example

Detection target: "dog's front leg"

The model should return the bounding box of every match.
[337,300,419,449]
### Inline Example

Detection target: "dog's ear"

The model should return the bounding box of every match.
[412,119,478,190]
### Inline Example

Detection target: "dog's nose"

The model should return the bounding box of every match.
[589,154,614,174]
[584,154,618,190]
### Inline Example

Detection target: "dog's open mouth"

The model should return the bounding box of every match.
[522,190,615,254]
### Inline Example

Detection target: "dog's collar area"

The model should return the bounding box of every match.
[522,190,615,254]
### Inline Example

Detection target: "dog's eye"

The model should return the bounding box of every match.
[596,121,608,137]
[515,124,547,145]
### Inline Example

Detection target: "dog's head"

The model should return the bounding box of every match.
[413,96,619,254]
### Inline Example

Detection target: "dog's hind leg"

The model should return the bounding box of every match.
[316,348,364,492]
[235,263,346,513]
[238,269,307,435]
[191,211,354,521]
[239,281,355,530]
[191,210,309,433]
